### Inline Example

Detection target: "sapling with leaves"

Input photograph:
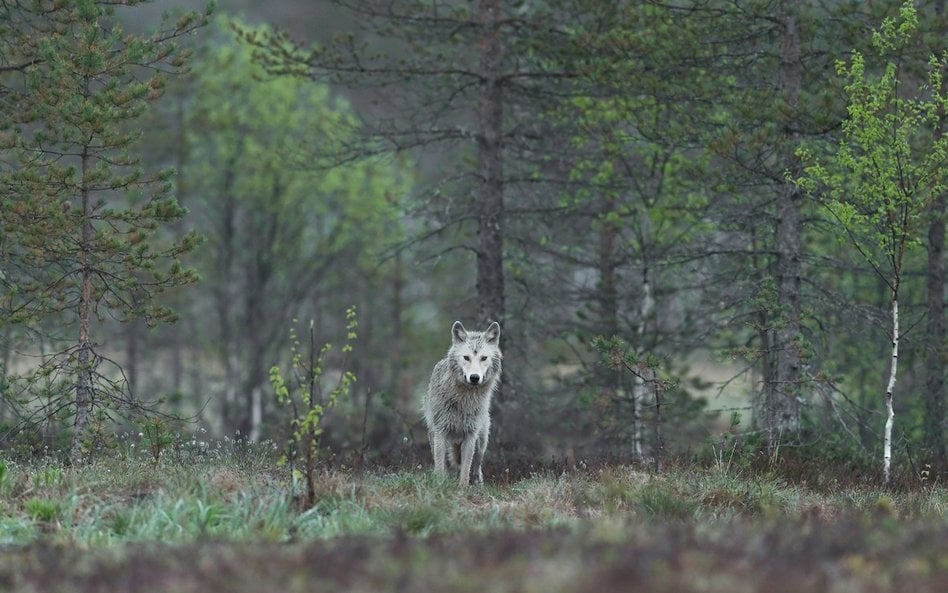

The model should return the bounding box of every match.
[269,308,357,509]
[798,2,947,484]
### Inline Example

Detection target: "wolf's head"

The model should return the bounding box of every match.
[448,320,502,387]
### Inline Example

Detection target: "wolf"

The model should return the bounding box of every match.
[423,320,502,487]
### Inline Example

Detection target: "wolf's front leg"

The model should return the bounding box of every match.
[458,436,477,487]
[431,432,447,477]
[471,438,486,486]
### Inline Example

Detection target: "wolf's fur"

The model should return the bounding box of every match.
[423,321,502,487]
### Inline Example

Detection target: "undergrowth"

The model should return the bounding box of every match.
[0,447,946,548]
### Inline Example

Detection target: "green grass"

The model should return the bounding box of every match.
[0,450,946,547]
[0,450,946,591]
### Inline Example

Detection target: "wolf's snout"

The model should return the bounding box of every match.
[469,374,481,385]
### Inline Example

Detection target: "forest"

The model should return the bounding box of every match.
[0,1,946,591]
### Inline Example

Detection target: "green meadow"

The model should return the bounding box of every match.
[1,447,946,592]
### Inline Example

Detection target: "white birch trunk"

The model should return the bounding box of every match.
[249,385,263,443]
[632,265,655,461]
[883,297,898,485]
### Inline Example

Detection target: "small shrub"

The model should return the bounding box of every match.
[636,483,697,520]
[32,466,62,490]
[24,498,61,522]
[270,309,358,510]
[109,511,132,537]
[139,418,176,464]
[389,505,443,536]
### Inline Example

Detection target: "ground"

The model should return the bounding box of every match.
[0,445,945,592]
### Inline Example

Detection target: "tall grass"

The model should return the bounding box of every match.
[0,449,946,548]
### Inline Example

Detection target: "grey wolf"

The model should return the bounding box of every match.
[422,320,502,487]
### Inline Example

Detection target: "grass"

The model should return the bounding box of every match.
[0,448,946,591]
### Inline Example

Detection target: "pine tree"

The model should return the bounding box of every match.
[238,0,577,440]
[0,0,211,461]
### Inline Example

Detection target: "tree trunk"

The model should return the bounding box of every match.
[390,252,411,409]
[631,262,654,461]
[169,94,188,398]
[476,0,505,328]
[595,195,623,453]
[70,145,94,465]
[125,311,142,397]
[631,208,654,461]
[750,227,777,431]
[768,0,804,446]
[883,296,899,485]
[1,325,11,422]
[237,186,279,438]
[924,206,944,462]
[476,0,507,442]
[924,0,946,465]
[216,159,240,434]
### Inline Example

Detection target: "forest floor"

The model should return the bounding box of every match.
[0,444,946,592]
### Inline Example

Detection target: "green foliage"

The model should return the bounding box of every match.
[180,19,407,435]
[187,18,408,267]
[23,498,61,522]
[1,0,210,326]
[796,2,946,482]
[0,0,213,451]
[270,308,358,509]
[798,1,946,286]
[138,417,176,464]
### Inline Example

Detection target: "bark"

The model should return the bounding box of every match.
[70,144,94,465]
[237,207,276,439]
[215,157,240,433]
[170,95,188,397]
[125,317,140,397]
[1,325,11,421]
[767,0,804,445]
[476,0,507,441]
[924,0,947,465]
[475,0,505,329]
[596,196,623,450]
[884,297,899,485]
[924,191,946,463]
[390,252,411,408]
[751,227,777,430]
[631,209,654,461]
[631,263,653,461]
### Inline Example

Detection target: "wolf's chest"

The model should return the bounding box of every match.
[436,394,489,435]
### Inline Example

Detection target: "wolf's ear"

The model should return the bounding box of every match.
[485,321,500,344]
[452,321,467,344]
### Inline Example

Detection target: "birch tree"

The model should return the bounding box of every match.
[799,2,947,484]
[184,20,407,438]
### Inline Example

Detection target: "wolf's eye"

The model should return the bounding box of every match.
[463,356,470,361]
[480,356,488,362]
